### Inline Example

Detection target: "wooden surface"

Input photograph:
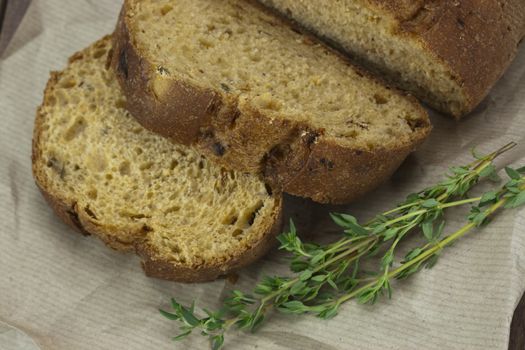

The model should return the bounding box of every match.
[510,293,525,350]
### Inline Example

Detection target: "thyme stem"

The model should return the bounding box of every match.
[160,143,524,350]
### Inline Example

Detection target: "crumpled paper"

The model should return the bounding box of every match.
[0,1,524,349]
[0,0,32,56]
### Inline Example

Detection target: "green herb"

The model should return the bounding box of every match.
[161,143,525,349]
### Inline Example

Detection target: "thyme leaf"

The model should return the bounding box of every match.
[161,143,525,349]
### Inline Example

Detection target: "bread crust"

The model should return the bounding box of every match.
[136,211,282,283]
[111,1,431,204]
[365,0,525,117]
[32,37,284,283]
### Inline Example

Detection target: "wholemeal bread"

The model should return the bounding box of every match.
[259,0,525,117]
[111,0,431,204]
[32,36,283,283]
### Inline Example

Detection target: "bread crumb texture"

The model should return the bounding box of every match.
[33,37,280,278]
[126,0,428,149]
[259,0,463,114]
[259,0,525,117]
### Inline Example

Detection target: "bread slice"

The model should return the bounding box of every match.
[111,0,431,204]
[258,0,525,117]
[32,36,283,283]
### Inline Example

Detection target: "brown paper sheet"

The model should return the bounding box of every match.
[1,1,524,349]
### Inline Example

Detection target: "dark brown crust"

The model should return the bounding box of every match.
[366,0,525,117]
[266,139,414,204]
[32,36,284,283]
[111,1,431,204]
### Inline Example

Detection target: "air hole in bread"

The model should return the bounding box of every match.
[47,95,57,106]
[232,228,243,237]
[373,94,389,105]
[117,49,129,79]
[405,117,426,132]
[64,117,87,141]
[46,156,64,177]
[366,142,376,150]
[160,4,173,16]
[93,49,107,59]
[84,206,98,220]
[87,188,98,200]
[212,142,226,157]
[246,212,257,226]
[336,130,358,138]
[141,224,153,233]
[169,160,179,170]
[249,50,262,62]
[199,37,215,49]
[175,149,187,157]
[59,79,76,89]
[170,244,181,254]
[119,161,131,175]
[120,211,151,220]
[239,200,264,227]
[164,206,181,214]
[115,99,126,109]
[54,90,68,106]
[264,184,273,196]
[139,161,154,170]
[222,211,239,225]
[268,144,288,162]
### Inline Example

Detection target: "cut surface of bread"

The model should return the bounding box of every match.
[259,0,525,117]
[32,36,282,283]
[112,0,431,204]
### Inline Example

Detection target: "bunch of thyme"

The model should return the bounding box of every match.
[160,143,525,350]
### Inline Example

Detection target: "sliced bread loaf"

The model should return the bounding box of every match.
[258,0,525,117]
[32,36,283,283]
[111,0,431,204]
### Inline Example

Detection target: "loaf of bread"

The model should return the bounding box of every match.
[32,36,283,283]
[259,0,525,117]
[111,0,431,204]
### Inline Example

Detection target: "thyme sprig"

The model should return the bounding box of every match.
[161,143,525,350]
